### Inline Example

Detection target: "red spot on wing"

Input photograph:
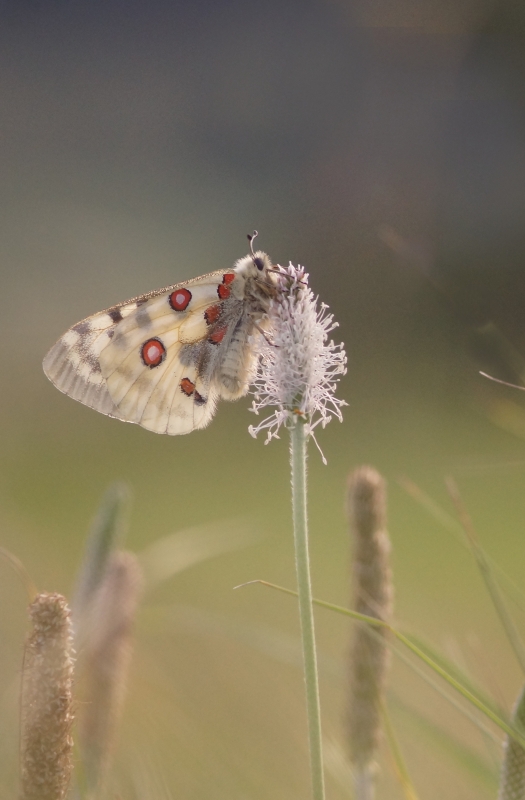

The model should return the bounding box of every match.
[141,338,166,368]
[217,273,235,298]
[209,326,227,344]
[180,377,195,396]
[169,288,192,311]
[204,304,222,325]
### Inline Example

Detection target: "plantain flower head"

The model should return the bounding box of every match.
[249,263,347,461]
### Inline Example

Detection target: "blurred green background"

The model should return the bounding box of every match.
[2,0,525,797]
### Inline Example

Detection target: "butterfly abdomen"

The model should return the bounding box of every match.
[216,314,258,399]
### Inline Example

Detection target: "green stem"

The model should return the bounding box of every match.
[290,421,325,800]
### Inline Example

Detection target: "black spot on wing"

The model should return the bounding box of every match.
[108,308,124,323]
[77,341,102,372]
[136,307,152,329]
[73,321,91,335]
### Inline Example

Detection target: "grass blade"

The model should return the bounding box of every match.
[380,699,419,800]
[446,477,525,676]
[72,482,131,623]
[239,580,524,747]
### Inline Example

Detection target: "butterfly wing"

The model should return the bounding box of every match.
[43,269,238,434]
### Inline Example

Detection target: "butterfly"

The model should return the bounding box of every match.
[43,233,279,435]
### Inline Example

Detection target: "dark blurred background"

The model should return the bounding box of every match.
[2,1,525,797]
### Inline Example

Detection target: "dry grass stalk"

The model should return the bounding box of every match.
[78,550,142,796]
[346,466,393,798]
[20,592,75,800]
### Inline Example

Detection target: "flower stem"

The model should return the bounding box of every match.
[290,420,325,800]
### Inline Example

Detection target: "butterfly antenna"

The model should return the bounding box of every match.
[247,230,259,258]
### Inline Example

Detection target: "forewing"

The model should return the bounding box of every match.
[42,268,233,433]
[42,302,140,420]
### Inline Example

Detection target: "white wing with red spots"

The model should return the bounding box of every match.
[43,269,236,433]
[43,248,276,435]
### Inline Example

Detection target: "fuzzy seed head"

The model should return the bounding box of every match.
[249,263,346,459]
[78,550,143,795]
[20,592,75,800]
[498,684,525,800]
[346,467,393,770]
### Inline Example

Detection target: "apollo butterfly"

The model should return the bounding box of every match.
[43,234,278,435]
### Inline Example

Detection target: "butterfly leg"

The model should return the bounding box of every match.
[251,319,277,346]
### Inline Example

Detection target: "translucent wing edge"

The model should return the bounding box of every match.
[43,331,126,420]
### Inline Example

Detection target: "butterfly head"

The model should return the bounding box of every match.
[234,249,272,277]
[233,249,277,302]
[231,231,277,303]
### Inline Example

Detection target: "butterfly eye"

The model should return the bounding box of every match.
[254,257,265,271]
